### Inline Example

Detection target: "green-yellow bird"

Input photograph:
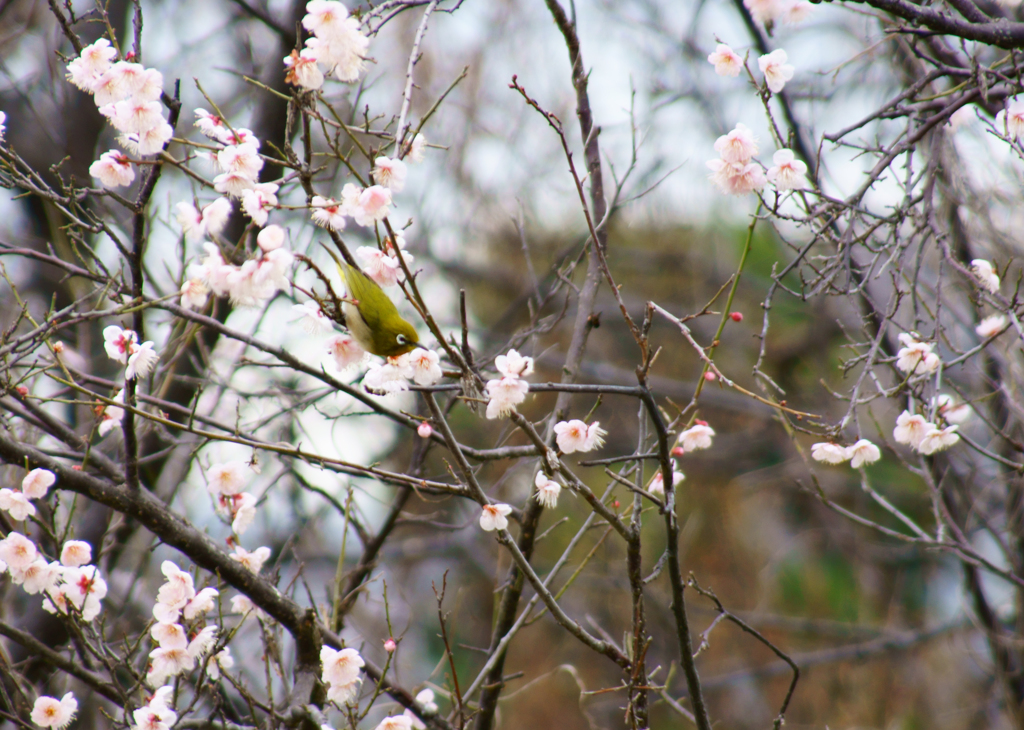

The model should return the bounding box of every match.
[336,259,421,358]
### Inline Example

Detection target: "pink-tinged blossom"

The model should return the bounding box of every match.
[303,0,351,36]
[0,532,38,572]
[183,587,219,620]
[311,196,346,230]
[126,341,159,380]
[895,333,940,375]
[60,541,92,568]
[90,150,135,188]
[175,197,232,240]
[213,171,256,199]
[766,149,807,190]
[180,279,209,310]
[199,244,232,296]
[707,159,766,195]
[231,545,271,573]
[933,395,972,425]
[118,123,173,156]
[20,559,62,595]
[976,314,1007,338]
[714,123,758,164]
[66,39,117,92]
[104,325,138,363]
[374,717,413,730]
[256,225,285,253]
[31,693,77,730]
[292,301,331,336]
[103,97,164,135]
[231,594,264,617]
[241,183,279,227]
[404,689,438,730]
[54,565,107,621]
[373,156,408,192]
[708,44,743,77]
[648,464,684,496]
[188,625,218,659]
[0,489,35,521]
[479,503,512,532]
[916,424,960,455]
[554,420,607,453]
[811,442,848,464]
[194,109,227,139]
[98,390,125,436]
[22,469,55,499]
[132,695,177,730]
[322,646,365,686]
[152,621,187,649]
[217,492,258,535]
[534,473,562,509]
[284,49,325,90]
[132,68,164,102]
[326,334,366,371]
[327,679,361,705]
[971,259,1000,293]
[207,461,248,497]
[304,17,369,82]
[407,134,427,163]
[495,349,534,378]
[485,377,529,419]
[356,235,414,287]
[220,128,260,148]
[154,561,195,621]
[93,61,146,105]
[846,439,881,468]
[744,0,783,24]
[349,184,392,227]
[996,98,1024,140]
[363,360,412,394]
[209,648,234,680]
[148,645,194,686]
[758,49,794,93]
[678,422,715,451]
[218,143,263,179]
[407,348,443,385]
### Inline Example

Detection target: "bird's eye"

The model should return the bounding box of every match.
[396,334,407,345]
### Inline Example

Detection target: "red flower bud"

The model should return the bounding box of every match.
[730,311,743,322]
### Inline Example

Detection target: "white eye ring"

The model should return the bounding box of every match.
[396,334,407,345]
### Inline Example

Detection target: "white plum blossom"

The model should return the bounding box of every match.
[971,259,1000,293]
[98,390,125,436]
[194,109,227,139]
[311,196,347,231]
[811,442,849,464]
[407,348,443,385]
[226,492,258,535]
[183,587,219,620]
[326,334,367,371]
[758,49,795,93]
[407,134,427,163]
[31,693,78,730]
[363,360,412,395]
[708,159,766,195]
[0,488,35,521]
[209,648,234,680]
[180,279,209,310]
[0,532,38,572]
[207,461,248,497]
[118,122,173,156]
[495,349,534,378]
[231,544,271,573]
[104,325,138,363]
[302,10,369,83]
[976,314,1007,338]
[895,333,940,375]
[766,149,807,190]
[126,341,159,379]
[175,197,232,240]
[356,235,414,287]
[321,645,364,705]
[372,156,408,192]
[534,473,562,509]
[708,44,743,77]
[554,420,607,453]
[284,49,325,89]
[346,184,392,227]
[485,377,529,419]
[66,39,117,92]
[188,625,218,659]
[90,150,135,187]
[241,183,279,226]
[648,464,685,496]
[678,422,715,452]
[714,123,758,164]
[60,541,92,568]
[22,469,53,499]
[292,301,331,336]
[404,689,439,729]
[374,717,413,730]
[894,411,931,449]
[996,98,1024,140]
[20,559,62,595]
[479,503,512,532]
[917,424,960,455]
[132,689,177,730]
[933,395,972,425]
[846,439,882,468]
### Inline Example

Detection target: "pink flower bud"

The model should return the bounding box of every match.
[704,372,717,382]
[417,422,433,438]
[384,638,397,652]
[671,446,685,457]
[730,312,743,322]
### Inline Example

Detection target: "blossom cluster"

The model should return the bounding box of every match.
[893,410,961,455]
[743,0,812,27]
[206,461,258,535]
[707,121,806,195]
[148,561,228,686]
[0,529,107,622]
[130,686,178,730]
[321,645,365,705]
[485,349,534,419]
[811,439,881,468]
[362,347,444,394]
[65,38,171,187]
[356,233,415,288]
[0,467,54,521]
[895,333,940,376]
[103,325,159,381]
[284,0,369,90]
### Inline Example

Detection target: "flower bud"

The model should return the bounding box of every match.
[417,422,433,438]
[704,372,717,382]
[730,312,743,322]
[384,638,397,652]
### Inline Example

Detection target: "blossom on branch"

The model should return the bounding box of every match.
[845,439,881,468]
[677,421,714,452]
[895,333,940,375]
[554,420,606,453]
[104,326,138,363]
[311,196,347,231]
[893,411,930,449]
[758,49,794,93]
[766,149,807,190]
[484,377,529,419]
[31,693,77,730]
[976,314,1007,338]
[648,463,684,496]
[326,334,367,371]
[534,473,562,509]
[373,156,408,192]
[916,425,960,455]
[231,545,271,573]
[971,259,1000,293]
[90,150,135,187]
[708,44,743,77]
[479,503,512,531]
[404,689,439,729]
[811,442,848,464]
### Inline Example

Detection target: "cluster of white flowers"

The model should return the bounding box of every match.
[895,333,941,376]
[479,503,513,531]
[311,183,392,232]
[148,619,218,686]
[894,410,961,455]
[744,0,812,26]
[0,530,107,622]
[130,685,178,730]
[554,420,606,454]
[811,438,881,467]
[707,123,764,195]
[179,225,294,310]
[284,0,369,90]
[0,467,54,521]
[31,692,77,729]
[103,325,160,382]
[403,688,438,729]
[321,645,365,705]
[485,349,533,419]
[64,39,170,187]
[148,561,225,686]
[356,233,415,288]
[206,461,258,535]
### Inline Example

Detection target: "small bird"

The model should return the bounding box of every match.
[332,254,421,358]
